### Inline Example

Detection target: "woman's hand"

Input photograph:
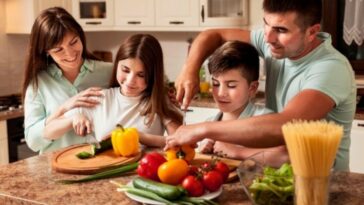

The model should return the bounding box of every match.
[61,87,104,113]
[72,114,92,136]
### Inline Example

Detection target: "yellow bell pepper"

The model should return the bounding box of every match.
[111,124,139,157]
[165,144,195,162]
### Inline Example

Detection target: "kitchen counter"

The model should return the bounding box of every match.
[1,151,364,205]
[0,108,23,121]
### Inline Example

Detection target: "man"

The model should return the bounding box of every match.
[166,0,356,171]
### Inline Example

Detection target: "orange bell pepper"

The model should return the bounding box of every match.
[165,144,195,162]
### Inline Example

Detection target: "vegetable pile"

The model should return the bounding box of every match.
[111,177,219,205]
[248,163,294,205]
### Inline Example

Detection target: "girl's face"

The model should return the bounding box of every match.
[47,32,83,71]
[212,69,257,114]
[116,58,147,97]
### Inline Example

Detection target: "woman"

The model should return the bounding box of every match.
[22,7,113,153]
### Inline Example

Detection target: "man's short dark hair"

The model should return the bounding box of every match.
[263,0,322,30]
[208,41,259,84]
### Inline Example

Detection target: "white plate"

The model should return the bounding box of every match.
[118,181,222,205]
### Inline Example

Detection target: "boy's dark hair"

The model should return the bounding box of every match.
[263,0,322,30]
[208,41,259,84]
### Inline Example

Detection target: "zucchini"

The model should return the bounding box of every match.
[76,138,113,159]
[132,177,186,200]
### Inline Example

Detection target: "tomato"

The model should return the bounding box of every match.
[188,165,200,176]
[158,159,189,185]
[137,152,166,181]
[202,170,223,192]
[182,175,205,197]
[214,161,230,182]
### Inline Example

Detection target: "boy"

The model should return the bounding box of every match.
[199,41,288,164]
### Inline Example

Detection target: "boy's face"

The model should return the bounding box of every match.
[211,69,256,114]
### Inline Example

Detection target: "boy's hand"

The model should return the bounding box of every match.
[213,141,244,159]
[72,114,92,136]
[198,139,215,154]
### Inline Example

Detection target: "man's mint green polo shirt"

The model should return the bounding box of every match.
[251,29,357,171]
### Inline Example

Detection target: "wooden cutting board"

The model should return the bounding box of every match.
[191,153,242,182]
[52,144,141,175]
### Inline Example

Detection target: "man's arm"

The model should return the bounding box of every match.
[175,28,251,108]
[166,89,335,148]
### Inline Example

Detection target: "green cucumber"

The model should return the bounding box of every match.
[132,177,187,201]
[76,138,113,159]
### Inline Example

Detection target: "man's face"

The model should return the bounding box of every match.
[263,11,314,60]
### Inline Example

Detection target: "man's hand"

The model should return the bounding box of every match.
[175,66,200,109]
[165,123,206,150]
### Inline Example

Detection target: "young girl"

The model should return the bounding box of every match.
[198,41,287,165]
[44,34,183,147]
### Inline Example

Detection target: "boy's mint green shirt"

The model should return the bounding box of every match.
[251,29,357,171]
[209,102,273,121]
[24,60,113,154]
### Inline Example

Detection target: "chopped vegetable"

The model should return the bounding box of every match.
[248,163,294,205]
[75,138,112,159]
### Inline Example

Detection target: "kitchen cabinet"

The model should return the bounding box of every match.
[350,119,364,173]
[199,0,248,27]
[155,0,199,27]
[71,0,114,29]
[114,0,154,28]
[0,121,9,165]
[185,106,219,125]
[5,0,72,34]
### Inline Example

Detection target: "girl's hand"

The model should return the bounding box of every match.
[72,114,92,136]
[61,87,104,113]
[198,139,215,154]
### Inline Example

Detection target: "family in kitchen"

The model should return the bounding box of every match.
[13,0,357,203]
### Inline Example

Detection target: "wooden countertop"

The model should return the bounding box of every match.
[1,150,364,204]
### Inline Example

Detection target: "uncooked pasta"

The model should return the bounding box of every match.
[282,120,343,205]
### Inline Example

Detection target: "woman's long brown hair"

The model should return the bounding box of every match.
[110,34,182,127]
[21,7,97,101]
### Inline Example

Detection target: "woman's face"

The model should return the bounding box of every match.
[47,32,83,71]
[212,69,256,114]
[116,58,147,97]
